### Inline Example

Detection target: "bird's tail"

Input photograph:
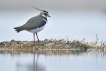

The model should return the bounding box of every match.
[14,26,23,32]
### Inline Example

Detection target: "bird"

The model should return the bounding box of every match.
[14,6,50,43]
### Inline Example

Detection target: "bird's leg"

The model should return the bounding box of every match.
[36,33,40,42]
[33,33,35,43]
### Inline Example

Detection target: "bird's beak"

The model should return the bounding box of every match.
[48,15,51,18]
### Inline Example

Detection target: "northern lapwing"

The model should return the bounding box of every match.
[14,6,50,42]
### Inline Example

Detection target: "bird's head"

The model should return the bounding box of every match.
[40,10,50,18]
[31,5,50,18]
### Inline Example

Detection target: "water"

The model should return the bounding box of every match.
[0,10,106,43]
[0,50,106,71]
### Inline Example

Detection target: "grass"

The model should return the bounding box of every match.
[0,34,106,51]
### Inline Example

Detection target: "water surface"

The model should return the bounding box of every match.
[0,49,106,71]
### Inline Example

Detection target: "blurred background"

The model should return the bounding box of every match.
[0,0,106,43]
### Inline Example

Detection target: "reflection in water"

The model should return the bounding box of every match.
[0,49,106,71]
[16,53,46,71]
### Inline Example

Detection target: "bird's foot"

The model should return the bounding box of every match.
[37,40,41,43]
[33,40,41,43]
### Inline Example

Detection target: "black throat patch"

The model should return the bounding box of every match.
[39,17,47,28]
[43,17,47,21]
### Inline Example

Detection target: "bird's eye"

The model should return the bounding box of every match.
[44,13,47,16]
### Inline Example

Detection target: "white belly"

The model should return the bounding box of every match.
[28,25,46,33]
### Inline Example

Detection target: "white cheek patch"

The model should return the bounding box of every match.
[42,14,47,18]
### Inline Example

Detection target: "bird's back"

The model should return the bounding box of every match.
[14,15,44,32]
[22,15,43,30]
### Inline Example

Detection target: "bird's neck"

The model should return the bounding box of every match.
[43,17,47,21]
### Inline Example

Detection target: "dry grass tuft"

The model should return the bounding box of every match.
[0,34,106,51]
